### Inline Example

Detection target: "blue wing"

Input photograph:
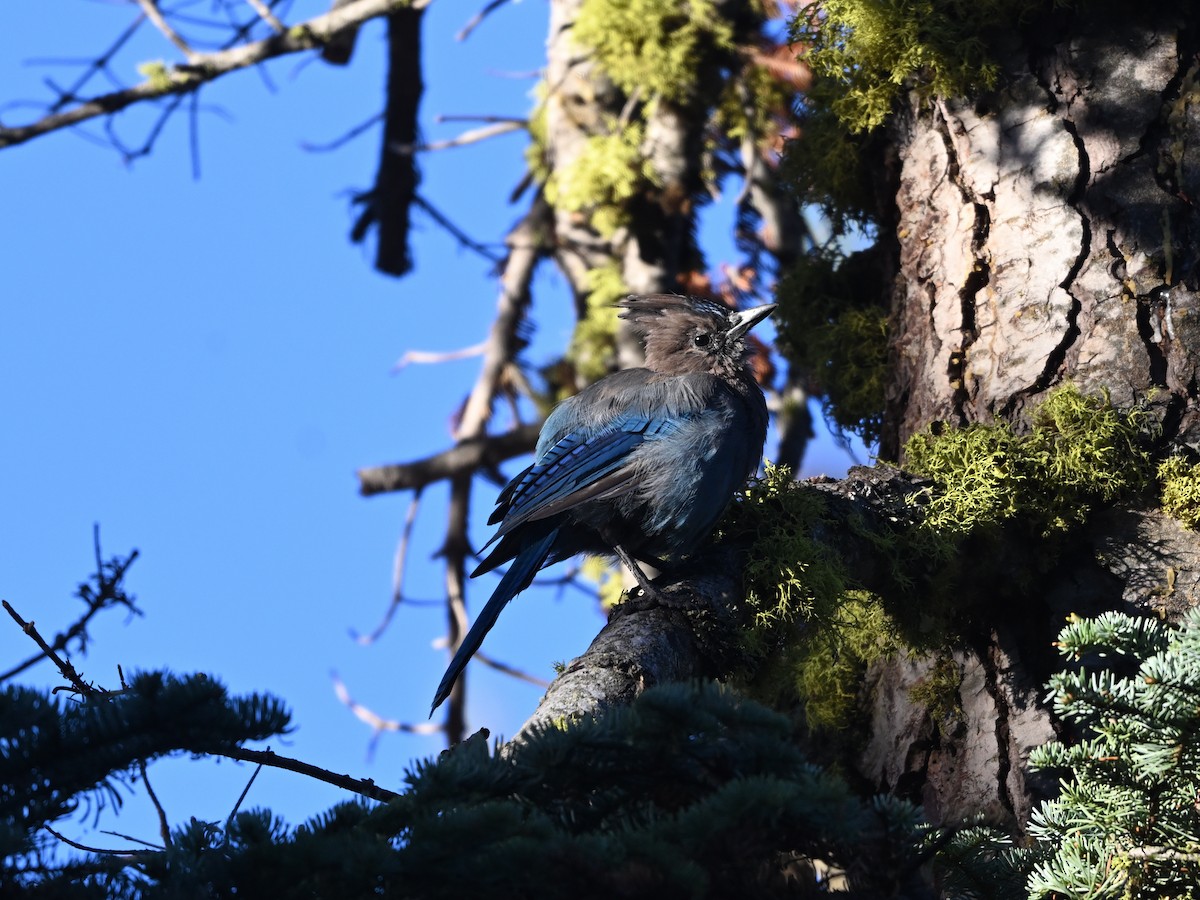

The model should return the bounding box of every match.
[485,413,681,544]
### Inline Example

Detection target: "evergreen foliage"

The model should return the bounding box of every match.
[1019,609,1200,898]
[2,673,291,896]
[773,244,889,444]
[5,676,941,898]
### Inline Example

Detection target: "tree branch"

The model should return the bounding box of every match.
[357,422,540,496]
[0,0,423,150]
[218,746,400,803]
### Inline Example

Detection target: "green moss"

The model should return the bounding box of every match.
[1159,456,1200,530]
[774,245,889,444]
[574,0,736,105]
[904,385,1152,541]
[908,655,964,727]
[795,591,899,729]
[723,463,848,639]
[720,464,906,729]
[793,0,1054,136]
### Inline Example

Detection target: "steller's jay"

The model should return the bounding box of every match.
[430,294,775,714]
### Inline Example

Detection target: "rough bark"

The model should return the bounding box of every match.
[848,8,1200,830]
[883,11,1200,461]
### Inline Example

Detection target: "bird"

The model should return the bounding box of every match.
[430,294,776,714]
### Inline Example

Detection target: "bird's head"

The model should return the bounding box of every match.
[617,294,776,379]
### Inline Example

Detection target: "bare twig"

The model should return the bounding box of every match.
[244,0,287,34]
[44,826,149,857]
[473,651,552,688]
[456,0,514,41]
[224,762,264,834]
[332,672,441,736]
[218,745,400,803]
[352,489,424,645]
[357,422,541,496]
[301,112,383,152]
[138,760,172,847]
[0,0,425,150]
[436,114,526,124]
[1,538,140,683]
[390,341,488,372]
[429,198,551,742]
[456,196,550,440]
[3,600,101,698]
[135,0,197,61]
[412,196,504,263]
[389,120,524,155]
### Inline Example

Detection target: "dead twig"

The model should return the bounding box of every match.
[352,489,424,645]
[1,0,427,150]
[390,341,488,372]
[244,0,287,34]
[3,601,101,698]
[134,0,197,61]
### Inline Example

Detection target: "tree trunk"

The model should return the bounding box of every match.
[865,9,1200,827]
[883,12,1200,461]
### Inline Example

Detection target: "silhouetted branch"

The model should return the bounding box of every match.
[301,112,383,152]
[351,8,424,276]
[1,527,139,683]
[219,745,401,803]
[413,195,505,263]
[3,601,102,698]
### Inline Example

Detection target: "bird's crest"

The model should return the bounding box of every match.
[616,294,730,333]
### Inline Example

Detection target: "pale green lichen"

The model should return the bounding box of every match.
[579,556,626,610]
[574,0,735,105]
[905,385,1152,541]
[137,60,175,92]
[568,262,626,383]
[794,591,899,729]
[774,245,890,444]
[908,655,965,728]
[1159,455,1200,530]
[545,124,657,237]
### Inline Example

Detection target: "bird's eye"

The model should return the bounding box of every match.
[693,332,712,348]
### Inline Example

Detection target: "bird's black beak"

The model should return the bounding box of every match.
[727,303,776,340]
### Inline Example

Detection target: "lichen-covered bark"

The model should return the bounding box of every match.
[884,12,1200,460]
[543,0,700,368]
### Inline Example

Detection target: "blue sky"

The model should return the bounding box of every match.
[1,0,859,854]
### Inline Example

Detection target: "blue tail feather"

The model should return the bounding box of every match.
[429,527,559,715]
